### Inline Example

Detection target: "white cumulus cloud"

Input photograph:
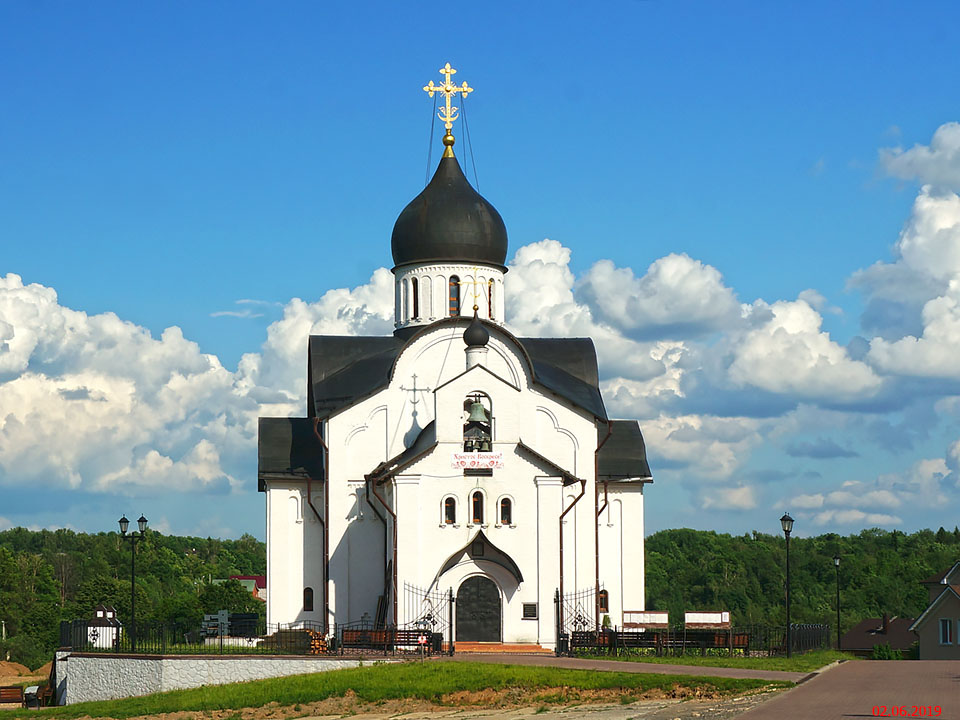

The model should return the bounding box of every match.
[880,122,960,190]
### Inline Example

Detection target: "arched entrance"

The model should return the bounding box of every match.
[456,576,501,642]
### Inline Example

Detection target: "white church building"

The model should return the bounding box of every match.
[258,65,652,649]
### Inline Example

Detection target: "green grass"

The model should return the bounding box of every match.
[0,661,791,719]
[576,648,854,673]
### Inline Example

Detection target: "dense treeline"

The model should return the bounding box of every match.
[3,525,959,669]
[0,527,266,670]
[646,526,960,631]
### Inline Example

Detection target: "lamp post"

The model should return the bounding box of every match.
[780,512,794,658]
[834,554,841,651]
[118,514,148,652]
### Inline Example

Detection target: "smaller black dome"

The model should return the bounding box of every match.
[463,312,490,348]
[392,154,508,270]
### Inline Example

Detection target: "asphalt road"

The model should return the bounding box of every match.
[736,660,958,719]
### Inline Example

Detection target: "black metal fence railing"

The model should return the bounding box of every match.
[59,619,447,657]
[566,623,830,658]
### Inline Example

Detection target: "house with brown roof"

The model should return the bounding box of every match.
[909,561,960,660]
[840,613,916,658]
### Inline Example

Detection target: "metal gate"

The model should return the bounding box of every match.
[558,586,600,635]
[402,582,452,649]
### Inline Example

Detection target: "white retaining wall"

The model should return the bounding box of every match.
[54,652,369,705]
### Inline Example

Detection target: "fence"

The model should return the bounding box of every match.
[59,619,446,657]
[566,623,830,657]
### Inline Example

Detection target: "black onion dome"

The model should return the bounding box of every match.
[463,311,490,348]
[392,155,508,270]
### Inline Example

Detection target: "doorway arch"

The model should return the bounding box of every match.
[456,576,501,642]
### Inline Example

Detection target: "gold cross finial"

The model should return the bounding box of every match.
[459,268,486,313]
[423,62,473,157]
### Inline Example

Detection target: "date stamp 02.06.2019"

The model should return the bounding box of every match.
[872,707,942,717]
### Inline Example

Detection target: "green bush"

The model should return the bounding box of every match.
[870,643,901,660]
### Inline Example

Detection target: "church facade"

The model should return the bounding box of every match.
[257,65,652,649]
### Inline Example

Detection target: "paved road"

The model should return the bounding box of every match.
[736,660,957,719]
[438,653,810,683]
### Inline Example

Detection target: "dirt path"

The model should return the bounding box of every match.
[290,688,786,719]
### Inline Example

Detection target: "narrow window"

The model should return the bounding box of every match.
[599,590,609,613]
[411,277,419,318]
[472,491,484,524]
[449,275,460,316]
[444,497,456,525]
[941,618,953,644]
[500,498,512,525]
[488,279,494,320]
[303,587,314,612]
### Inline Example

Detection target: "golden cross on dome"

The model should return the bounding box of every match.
[459,268,488,313]
[423,63,473,157]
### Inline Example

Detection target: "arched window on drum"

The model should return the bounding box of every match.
[449,275,460,316]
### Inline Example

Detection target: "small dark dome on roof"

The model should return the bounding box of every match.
[392,155,508,270]
[463,312,490,348]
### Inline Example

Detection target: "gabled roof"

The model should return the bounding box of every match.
[841,616,917,651]
[920,561,960,585]
[257,417,325,491]
[366,421,437,483]
[437,529,524,585]
[305,318,608,420]
[597,420,653,482]
[516,440,582,485]
[909,585,960,632]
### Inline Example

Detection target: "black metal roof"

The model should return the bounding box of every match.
[257,417,325,491]
[391,154,508,270]
[306,318,608,421]
[308,335,402,418]
[597,420,653,481]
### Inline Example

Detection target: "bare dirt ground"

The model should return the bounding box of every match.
[37,684,786,720]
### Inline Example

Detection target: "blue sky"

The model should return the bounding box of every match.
[2,1,960,540]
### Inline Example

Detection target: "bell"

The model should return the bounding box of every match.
[479,439,491,452]
[466,401,488,423]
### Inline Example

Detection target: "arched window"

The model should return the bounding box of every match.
[449,275,460,316]
[303,587,314,612]
[472,491,484,524]
[444,497,456,525]
[499,498,512,525]
[488,279,494,320]
[598,589,609,613]
[411,277,419,318]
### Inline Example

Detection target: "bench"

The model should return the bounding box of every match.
[341,628,436,651]
[0,686,25,707]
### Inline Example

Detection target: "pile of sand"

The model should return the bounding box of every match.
[34,661,53,677]
[0,661,30,677]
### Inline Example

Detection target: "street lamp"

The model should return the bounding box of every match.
[118,514,148,651]
[780,512,794,658]
[834,554,841,651]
